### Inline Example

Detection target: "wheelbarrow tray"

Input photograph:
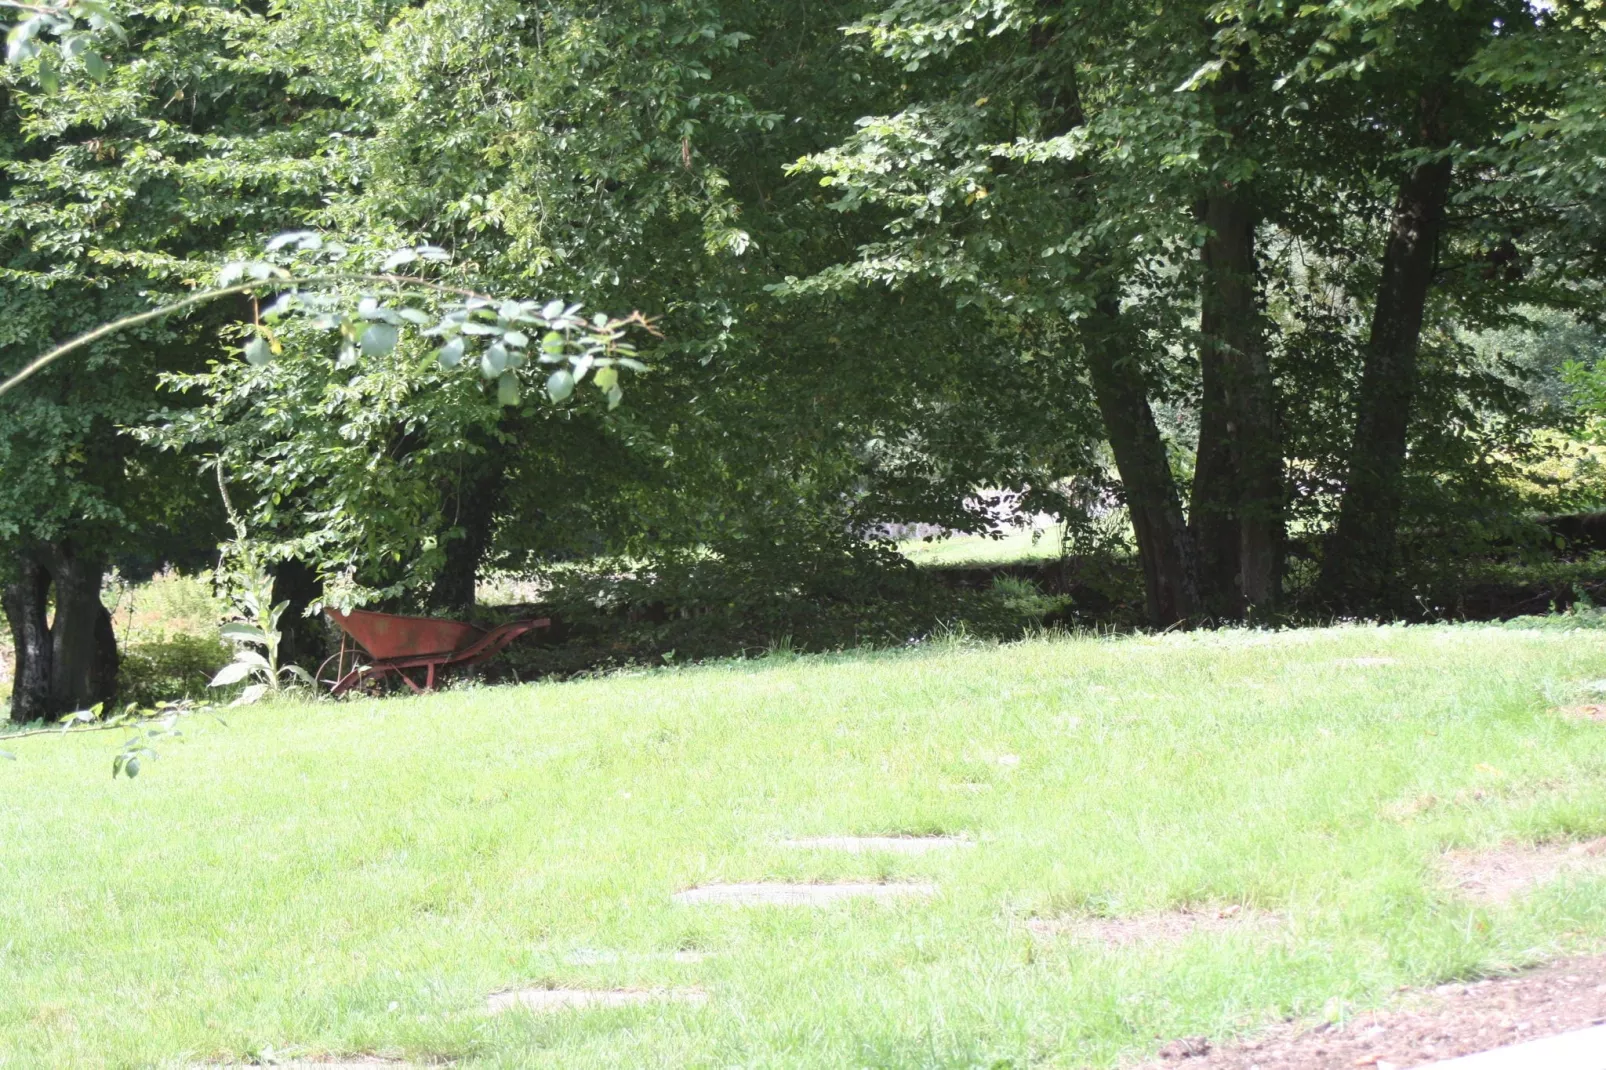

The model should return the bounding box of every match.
[327,607,482,661]
[323,607,549,695]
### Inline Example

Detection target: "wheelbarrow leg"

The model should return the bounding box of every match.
[426,662,436,691]
[392,665,425,694]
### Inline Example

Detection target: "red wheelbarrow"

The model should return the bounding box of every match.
[317,607,550,696]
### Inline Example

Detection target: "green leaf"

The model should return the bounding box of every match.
[361,323,399,357]
[123,755,140,778]
[7,18,42,65]
[243,337,272,367]
[265,231,311,252]
[546,369,575,402]
[594,365,619,392]
[260,293,298,320]
[436,337,465,369]
[383,248,420,270]
[498,372,522,407]
[82,51,105,79]
[60,707,100,727]
[208,661,259,688]
[220,622,268,642]
[481,344,508,378]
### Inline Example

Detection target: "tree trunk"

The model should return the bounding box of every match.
[1320,92,1454,614]
[1187,48,1282,621]
[429,451,506,615]
[1031,40,1200,629]
[1191,283,1240,620]
[43,542,117,714]
[1192,189,1282,619]
[3,552,53,724]
[1082,296,1201,628]
[271,558,325,671]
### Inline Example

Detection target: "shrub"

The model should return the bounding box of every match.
[117,634,233,707]
[105,569,225,645]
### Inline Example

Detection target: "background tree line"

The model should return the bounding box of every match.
[3,0,1604,722]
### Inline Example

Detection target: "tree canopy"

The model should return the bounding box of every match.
[3,0,1605,719]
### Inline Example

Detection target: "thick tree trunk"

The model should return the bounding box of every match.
[3,553,53,724]
[271,558,325,671]
[1082,297,1201,628]
[43,542,117,714]
[1031,42,1199,628]
[1191,294,1240,619]
[1192,190,1282,619]
[1320,93,1454,614]
[429,451,506,615]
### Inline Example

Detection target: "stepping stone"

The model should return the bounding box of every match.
[487,987,707,1014]
[192,1053,414,1060]
[563,948,710,965]
[672,881,936,905]
[778,836,972,854]
[1418,1022,1606,1068]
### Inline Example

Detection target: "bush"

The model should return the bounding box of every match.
[117,634,232,707]
[104,568,226,645]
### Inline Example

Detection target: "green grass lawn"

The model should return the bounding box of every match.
[898,526,1067,567]
[6,623,1606,1068]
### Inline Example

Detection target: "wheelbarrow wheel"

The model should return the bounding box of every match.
[316,648,375,696]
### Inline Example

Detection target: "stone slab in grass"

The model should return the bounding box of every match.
[564,948,711,965]
[778,836,972,854]
[487,987,707,1014]
[193,1053,414,1060]
[672,881,937,905]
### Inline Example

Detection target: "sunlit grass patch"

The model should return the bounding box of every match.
[3,622,1606,1067]
[898,525,1067,567]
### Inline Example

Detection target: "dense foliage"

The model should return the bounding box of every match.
[2,0,1605,718]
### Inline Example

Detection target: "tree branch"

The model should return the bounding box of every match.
[0,272,499,400]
